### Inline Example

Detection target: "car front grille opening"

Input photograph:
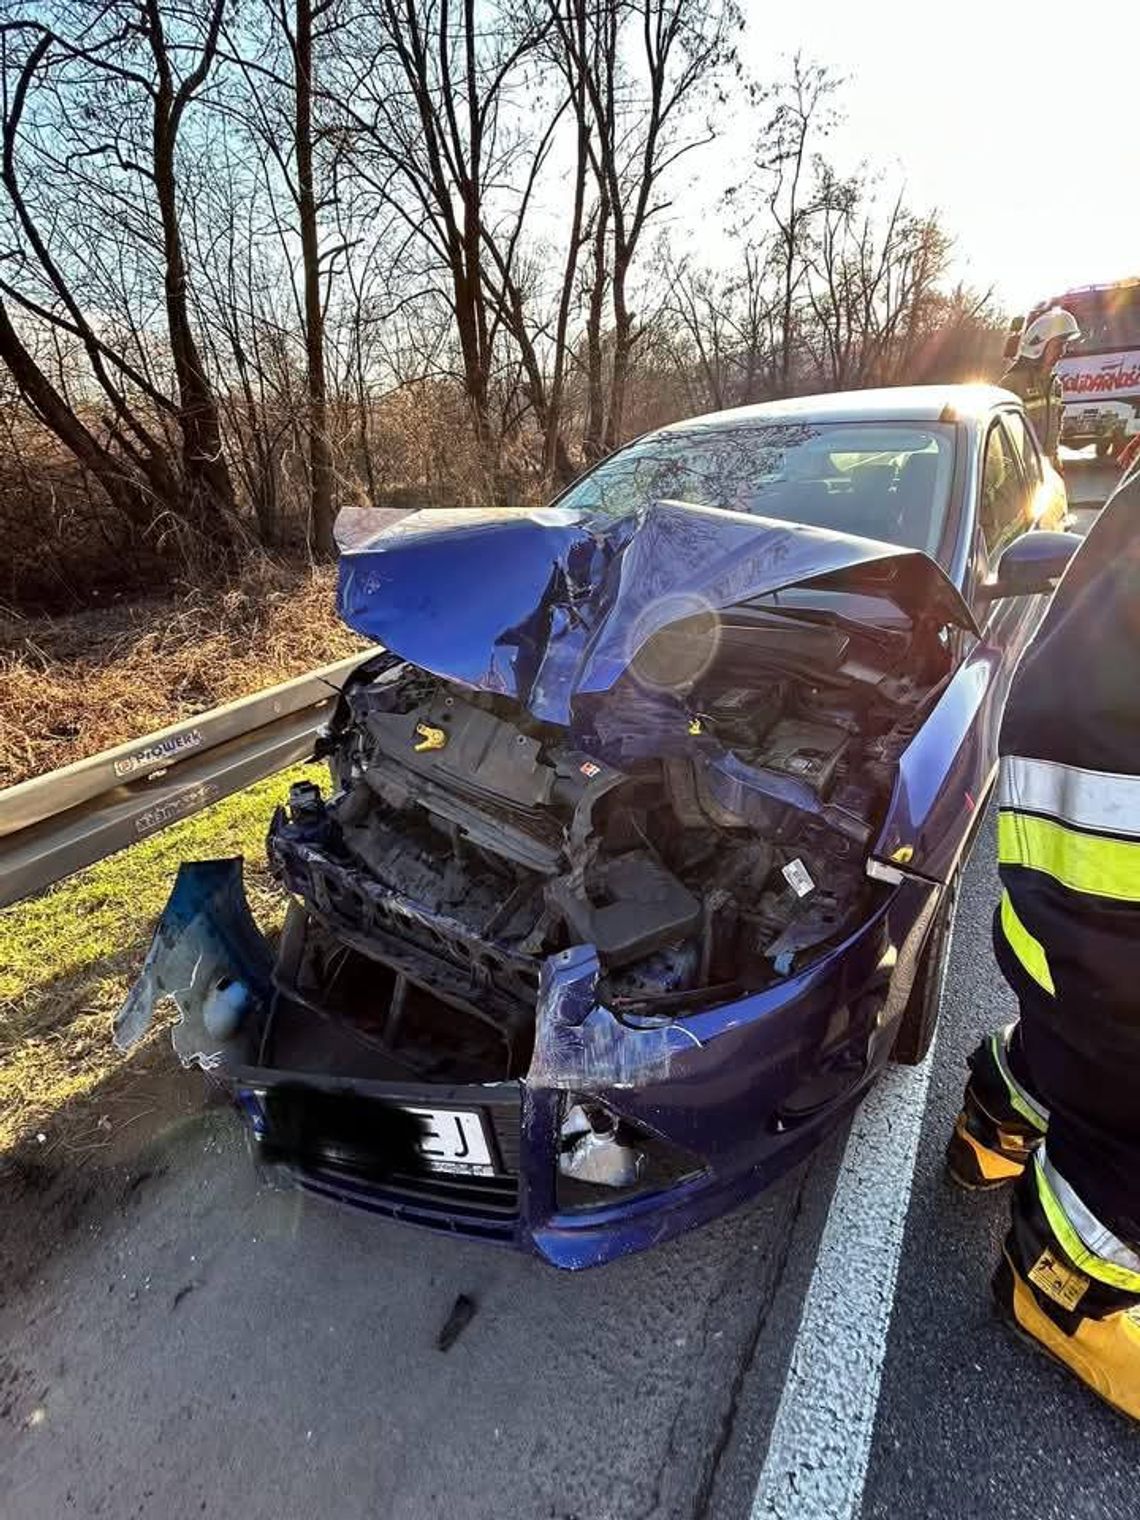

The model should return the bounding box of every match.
[255,1084,524,1235]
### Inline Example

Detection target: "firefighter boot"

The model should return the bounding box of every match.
[993,1167,1140,1424]
[946,1026,1047,1190]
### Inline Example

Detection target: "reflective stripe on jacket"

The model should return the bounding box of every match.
[993,471,1140,1013]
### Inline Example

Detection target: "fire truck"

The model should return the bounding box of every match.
[1005,279,1140,457]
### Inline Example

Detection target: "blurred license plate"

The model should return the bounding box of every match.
[403,1106,494,1175]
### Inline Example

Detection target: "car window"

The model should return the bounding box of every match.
[556,422,958,562]
[980,421,1029,559]
[1002,411,1043,490]
[1061,292,1140,355]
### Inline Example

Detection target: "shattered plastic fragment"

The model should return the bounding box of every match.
[437,1294,477,1351]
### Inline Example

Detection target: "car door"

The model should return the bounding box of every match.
[975,411,1056,709]
[873,414,1038,882]
[1003,409,1066,530]
[976,415,1026,618]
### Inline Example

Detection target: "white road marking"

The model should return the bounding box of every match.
[749,1051,939,1519]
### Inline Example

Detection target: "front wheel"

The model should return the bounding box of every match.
[891,877,960,1065]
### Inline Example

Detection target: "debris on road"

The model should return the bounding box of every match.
[437,1293,477,1352]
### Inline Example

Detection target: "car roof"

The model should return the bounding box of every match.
[652,384,1018,433]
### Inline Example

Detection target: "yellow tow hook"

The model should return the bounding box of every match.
[414,722,448,753]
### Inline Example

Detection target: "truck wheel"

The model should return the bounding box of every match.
[891,877,959,1065]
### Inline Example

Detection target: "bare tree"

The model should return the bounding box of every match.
[0,293,155,525]
[803,172,959,389]
[146,0,238,528]
[749,55,839,394]
[660,247,780,413]
[548,0,740,453]
[214,0,352,551]
[293,0,336,550]
[0,4,239,545]
[330,1,543,451]
[0,15,1008,609]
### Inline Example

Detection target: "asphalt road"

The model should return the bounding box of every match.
[1064,458,1120,538]
[1063,455,1121,511]
[5,819,1136,1520]
[2,464,1135,1519]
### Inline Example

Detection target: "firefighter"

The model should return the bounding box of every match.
[946,465,1140,1422]
[1002,308,1082,466]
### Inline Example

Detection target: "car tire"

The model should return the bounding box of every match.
[891,877,960,1066]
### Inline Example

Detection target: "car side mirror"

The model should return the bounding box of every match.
[977,531,1080,601]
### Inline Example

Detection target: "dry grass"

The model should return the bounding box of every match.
[0,556,367,1156]
[0,556,369,788]
[0,765,316,1156]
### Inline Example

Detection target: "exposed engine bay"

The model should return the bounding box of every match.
[266,592,952,1083]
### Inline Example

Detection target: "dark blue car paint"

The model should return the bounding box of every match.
[149,861,937,1268]
[872,646,1002,883]
[524,874,939,1268]
[336,500,978,726]
[126,418,1066,1267]
[115,858,276,1065]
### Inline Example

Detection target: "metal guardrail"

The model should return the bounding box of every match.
[0,651,374,910]
[2,468,1124,915]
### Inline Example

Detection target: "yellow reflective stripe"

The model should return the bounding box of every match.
[998,811,1140,903]
[1035,1156,1140,1294]
[999,890,1055,994]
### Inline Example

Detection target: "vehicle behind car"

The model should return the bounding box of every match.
[1006,280,1140,457]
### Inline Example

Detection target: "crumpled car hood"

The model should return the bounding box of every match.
[336,500,977,725]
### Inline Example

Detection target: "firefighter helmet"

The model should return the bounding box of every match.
[1018,307,1082,361]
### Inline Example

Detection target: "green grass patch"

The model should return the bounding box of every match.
[0,763,317,1151]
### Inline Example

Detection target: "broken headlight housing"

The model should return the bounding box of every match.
[556,1096,705,1210]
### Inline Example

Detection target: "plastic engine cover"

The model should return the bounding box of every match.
[548,853,702,967]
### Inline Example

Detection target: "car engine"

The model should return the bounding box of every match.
[263,596,951,1082]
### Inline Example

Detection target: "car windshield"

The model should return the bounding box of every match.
[559,421,957,561]
[1059,291,1140,355]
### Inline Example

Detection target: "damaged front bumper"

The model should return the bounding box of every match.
[122,857,940,1269]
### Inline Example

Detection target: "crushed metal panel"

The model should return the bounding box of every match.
[527,944,703,1091]
[336,497,979,725]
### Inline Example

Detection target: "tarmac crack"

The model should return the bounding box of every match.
[630,1159,818,1520]
[684,1165,814,1520]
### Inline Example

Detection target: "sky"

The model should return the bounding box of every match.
[738,0,1140,310]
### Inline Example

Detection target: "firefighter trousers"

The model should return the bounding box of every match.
[1000,981,1140,1283]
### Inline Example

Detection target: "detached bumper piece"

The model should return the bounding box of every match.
[116,858,274,1068]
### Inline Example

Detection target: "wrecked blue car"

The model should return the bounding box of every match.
[122,388,1080,1268]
